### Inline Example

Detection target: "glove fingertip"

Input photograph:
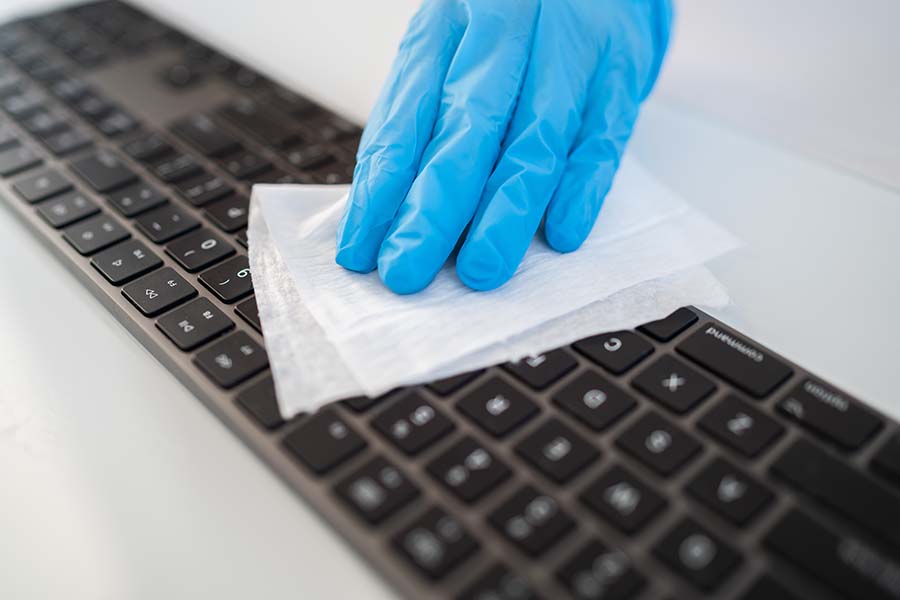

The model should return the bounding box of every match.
[456,238,514,292]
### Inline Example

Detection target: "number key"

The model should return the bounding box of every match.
[91,239,162,285]
[36,189,98,228]
[165,228,234,272]
[135,204,200,243]
[193,331,267,388]
[199,255,253,303]
[12,167,72,203]
[122,267,197,316]
[62,213,130,255]
[156,297,234,350]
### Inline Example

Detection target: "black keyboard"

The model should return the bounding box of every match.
[2,3,900,599]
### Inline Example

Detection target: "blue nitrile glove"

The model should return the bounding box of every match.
[336,0,673,294]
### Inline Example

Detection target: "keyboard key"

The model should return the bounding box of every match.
[219,96,303,147]
[22,110,68,137]
[653,518,741,591]
[122,132,174,162]
[686,457,773,526]
[336,456,419,524]
[765,508,900,600]
[235,296,261,333]
[502,349,577,390]
[0,125,18,150]
[70,150,136,192]
[632,354,716,414]
[235,228,248,248]
[372,393,454,455]
[771,438,900,550]
[677,322,792,398]
[135,204,200,243]
[283,408,365,474]
[739,576,801,600]
[96,110,139,137]
[777,377,882,450]
[221,149,271,180]
[341,394,386,413]
[107,181,167,217]
[203,194,248,232]
[90,239,161,285]
[394,507,479,580]
[284,143,335,170]
[165,228,234,272]
[458,565,538,600]
[193,331,267,388]
[0,144,41,176]
[236,375,283,430]
[151,152,202,183]
[12,167,72,203]
[556,541,645,600]
[175,172,232,207]
[872,432,900,486]
[457,377,539,437]
[36,189,99,228]
[581,464,666,534]
[573,331,653,375]
[553,370,636,431]
[157,297,234,351]
[43,127,92,156]
[515,418,599,483]
[426,370,484,396]
[427,436,511,502]
[697,395,783,458]
[62,213,129,255]
[616,412,701,476]
[489,485,573,557]
[50,77,90,103]
[74,93,113,121]
[1,89,45,119]
[639,308,699,342]
[199,255,253,303]
[171,114,241,157]
[122,267,196,316]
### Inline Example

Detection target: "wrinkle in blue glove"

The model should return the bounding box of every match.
[336,0,673,294]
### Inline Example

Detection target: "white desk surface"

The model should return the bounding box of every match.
[2,1,900,599]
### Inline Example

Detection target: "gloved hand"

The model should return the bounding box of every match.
[336,0,673,294]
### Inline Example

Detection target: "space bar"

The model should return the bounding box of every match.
[771,438,900,550]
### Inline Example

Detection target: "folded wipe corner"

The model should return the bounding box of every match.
[249,156,740,419]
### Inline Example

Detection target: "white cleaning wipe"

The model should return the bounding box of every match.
[249,157,740,418]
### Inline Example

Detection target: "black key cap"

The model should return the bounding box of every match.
[122,267,196,316]
[203,194,248,232]
[553,370,636,431]
[135,203,200,243]
[458,565,538,600]
[686,457,773,526]
[74,94,113,121]
[249,167,303,184]
[62,213,129,255]
[632,354,716,414]
[171,114,241,157]
[639,307,699,342]
[771,438,900,550]
[107,181,167,217]
[12,167,72,203]
[573,331,653,375]
[283,408,365,474]
[70,150,136,192]
[502,349,577,390]
[872,432,900,485]
[36,189,99,228]
[165,228,234,272]
[22,110,68,137]
[50,77,90,103]
[151,152,202,183]
[122,132,173,162]
[489,485,573,557]
[284,143,335,170]
[557,541,645,600]
[697,394,784,458]
[90,239,161,285]
[777,377,882,450]
[235,228,248,248]
[740,576,802,600]
[341,394,386,413]
[677,322,792,398]
[199,255,253,303]
[157,297,234,351]
[426,370,484,396]
[765,509,900,600]
[372,393,454,455]
[220,96,302,147]
[1,89,45,119]
[427,436,511,502]
[193,331,268,388]
[236,375,283,430]
[221,149,271,180]
[394,507,478,580]
[616,412,701,476]
[654,518,741,591]
[235,296,261,333]
[457,377,539,437]
[43,127,92,156]
[96,110,139,137]
[515,418,599,484]
[0,125,18,150]
[0,144,42,176]
[175,172,232,207]
[581,464,666,534]
[336,456,419,524]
